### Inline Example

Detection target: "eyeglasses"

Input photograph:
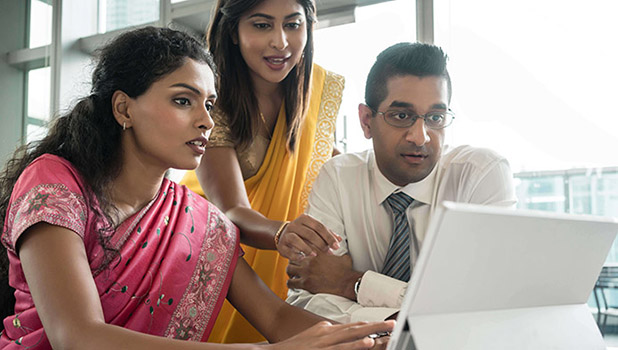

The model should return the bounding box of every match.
[367,105,455,129]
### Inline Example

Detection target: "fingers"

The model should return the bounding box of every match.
[319,321,396,347]
[286,215,341,253]
[277,231,318,260]
[283,224,325,254]
[286,259,304,275]
[369,336,390,350]
[275,244,295,261]
[286,275,303,289]
[330,337,376,350]
[299,214,342,250]
[285,258,308,288]
[279,321,394,350]
[276,215,342,260]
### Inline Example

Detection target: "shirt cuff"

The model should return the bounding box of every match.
[358,270,407,309]
[288,289,399,323]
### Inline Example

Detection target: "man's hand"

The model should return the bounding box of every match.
[287,252,363,301]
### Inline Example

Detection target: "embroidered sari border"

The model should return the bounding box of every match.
[299,69,345,211]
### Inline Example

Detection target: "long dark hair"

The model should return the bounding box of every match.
[208,0,315,151]
[0,26,216,322]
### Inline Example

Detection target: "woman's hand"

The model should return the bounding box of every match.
[268,321,395,350]
[276,214,342,260]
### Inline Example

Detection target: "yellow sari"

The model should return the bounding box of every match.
[180,64,344,343]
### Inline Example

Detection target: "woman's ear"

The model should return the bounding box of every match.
[111,90,132,130]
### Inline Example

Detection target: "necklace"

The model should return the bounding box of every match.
[259,111,273,139]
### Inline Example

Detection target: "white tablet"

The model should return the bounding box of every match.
[388,201,618,350]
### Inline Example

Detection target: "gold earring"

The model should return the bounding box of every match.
[123,122,126,131]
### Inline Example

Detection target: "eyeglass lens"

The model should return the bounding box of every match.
[384,110,451,128]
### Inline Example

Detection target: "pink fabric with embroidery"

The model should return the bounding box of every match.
[0,154,241,349]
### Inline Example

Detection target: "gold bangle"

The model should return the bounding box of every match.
[274,221,290,247]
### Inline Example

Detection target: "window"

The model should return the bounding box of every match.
[25,67,51,144]
[29,0,52,48]
[434,0,618,321]
[314,0,415,153]
[433,0,618,218]
[515,175,565,212]
[99,0,159,33]
[26,0,53,144]
[433,0,618,173]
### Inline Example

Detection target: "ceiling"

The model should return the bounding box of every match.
[78,0,395,55]
[171,0,395,35]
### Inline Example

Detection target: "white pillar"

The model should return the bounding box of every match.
[50,0,98,115]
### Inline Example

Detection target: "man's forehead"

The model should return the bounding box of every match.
[381,74,449,108]
[385,100,448,110]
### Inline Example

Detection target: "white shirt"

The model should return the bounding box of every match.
[286,145,517,323]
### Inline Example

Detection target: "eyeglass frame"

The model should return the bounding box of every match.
[364,104,456,130]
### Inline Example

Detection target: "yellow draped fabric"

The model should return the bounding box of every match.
[180,64,344,343]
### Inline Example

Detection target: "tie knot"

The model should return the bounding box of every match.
[386,191,414,214]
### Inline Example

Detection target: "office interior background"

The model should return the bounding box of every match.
[1,0,618,336]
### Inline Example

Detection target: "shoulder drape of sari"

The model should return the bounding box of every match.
[1,155,240,349]
[180,64,344,343]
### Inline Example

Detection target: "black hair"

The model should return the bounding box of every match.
[365,42,451,109]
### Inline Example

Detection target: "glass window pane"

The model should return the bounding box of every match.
[27,67,51,121]
[314,0,415,153]
[26,124,48,145]
[593,172,618,218]
[568,172,618,264]
[29,0,53,48]
[101,0,159,33]
[434,0,618,173]
[514,176,565,212]
[570,175,594,215]
[570,172,618,216]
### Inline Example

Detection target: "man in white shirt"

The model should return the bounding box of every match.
[285,42,517,323]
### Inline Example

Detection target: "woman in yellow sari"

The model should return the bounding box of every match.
[180,0,345,343]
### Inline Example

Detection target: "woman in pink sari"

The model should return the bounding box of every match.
[0,27,393,349]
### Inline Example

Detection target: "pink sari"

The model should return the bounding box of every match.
[0,154,240,349]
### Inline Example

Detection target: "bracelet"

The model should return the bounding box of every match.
[274,221,290,247]
[354,275,363,301]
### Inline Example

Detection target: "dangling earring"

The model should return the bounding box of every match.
[123,122,126,131]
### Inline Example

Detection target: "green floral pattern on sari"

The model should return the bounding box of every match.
[2,183,87,252]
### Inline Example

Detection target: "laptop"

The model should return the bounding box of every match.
[388,201,618,350]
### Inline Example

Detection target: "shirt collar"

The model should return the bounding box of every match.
[370,150,438,206]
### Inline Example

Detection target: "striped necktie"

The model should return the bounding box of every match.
[382,191,416,282]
